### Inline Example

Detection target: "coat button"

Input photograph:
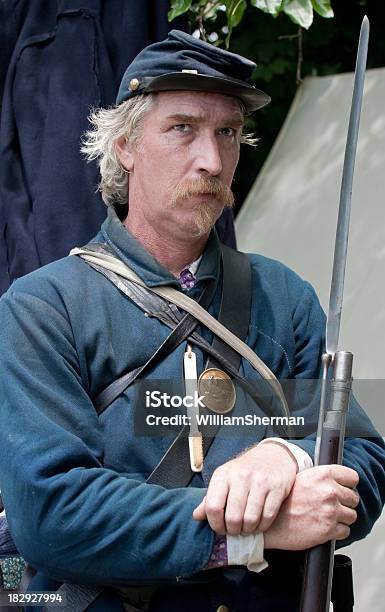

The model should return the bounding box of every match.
[216,606,230,612]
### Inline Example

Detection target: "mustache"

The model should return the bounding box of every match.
[170,177,234,208]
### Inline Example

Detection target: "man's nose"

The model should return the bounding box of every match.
[195,134,223,176]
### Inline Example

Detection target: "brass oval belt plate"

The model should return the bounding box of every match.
[198,368,236,414]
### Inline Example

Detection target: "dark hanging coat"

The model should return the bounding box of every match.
[0,0,236,295]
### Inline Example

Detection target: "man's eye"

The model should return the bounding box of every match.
[219,127,236,137]
[173,124,191,134]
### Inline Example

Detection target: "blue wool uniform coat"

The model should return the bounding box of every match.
[0,208,384,611]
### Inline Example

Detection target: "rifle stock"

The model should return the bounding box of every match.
[300,351,353,612]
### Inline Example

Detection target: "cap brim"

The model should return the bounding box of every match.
[141,72,270,112]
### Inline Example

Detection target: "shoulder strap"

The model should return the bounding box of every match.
[73,243,290,476]
[71,245,289,419]
[92,271,216,415]
[86,257,289,433]
[206,243,251,372]
[89,244,252,416]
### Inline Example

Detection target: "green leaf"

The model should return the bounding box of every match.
[168,0,192,21]
[311,0,333,18]
[282,0,313,29]
[224,0,247,47]
[250,0,283,17]
[226,0,247,28]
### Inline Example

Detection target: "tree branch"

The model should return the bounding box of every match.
[296,27,303,84]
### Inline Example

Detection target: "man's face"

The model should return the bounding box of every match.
[117,90,243,239]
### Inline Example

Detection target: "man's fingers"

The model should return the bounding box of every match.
[333,502,357,543]
[255,490,283,533]
[336,483,360,509]
[203,473,230,534]
[192,496,207,521]
[224,483,249,535]
[329,465,359,488]
[337,503,357,527]
[242,490,266,534]
[335,523,351,541]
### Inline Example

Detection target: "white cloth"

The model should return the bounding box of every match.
[227,532,268,573]
[258,437,313,472]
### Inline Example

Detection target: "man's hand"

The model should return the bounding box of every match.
[264,464,360,550]
[193,442,298,535]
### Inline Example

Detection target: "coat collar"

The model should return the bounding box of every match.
[99,207,221,289]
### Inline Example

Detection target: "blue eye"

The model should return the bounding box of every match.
[173,124,191,133]
[219,127,235,137]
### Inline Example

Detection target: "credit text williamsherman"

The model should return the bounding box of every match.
[145,414,305,427]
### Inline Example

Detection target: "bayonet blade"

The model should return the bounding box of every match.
[326,15,369,358]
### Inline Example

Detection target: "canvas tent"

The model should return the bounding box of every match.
[236,67,385,612]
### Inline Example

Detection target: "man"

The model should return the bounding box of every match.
[0,30,384,612]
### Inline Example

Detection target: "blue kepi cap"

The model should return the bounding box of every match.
[116,30,270,112]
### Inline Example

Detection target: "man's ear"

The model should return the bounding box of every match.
[115,136,134,172]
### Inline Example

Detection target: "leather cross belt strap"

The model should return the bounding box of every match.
[71,242,289,423]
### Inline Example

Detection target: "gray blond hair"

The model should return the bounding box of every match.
[81,94,156,208]
[81,93,257,209]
